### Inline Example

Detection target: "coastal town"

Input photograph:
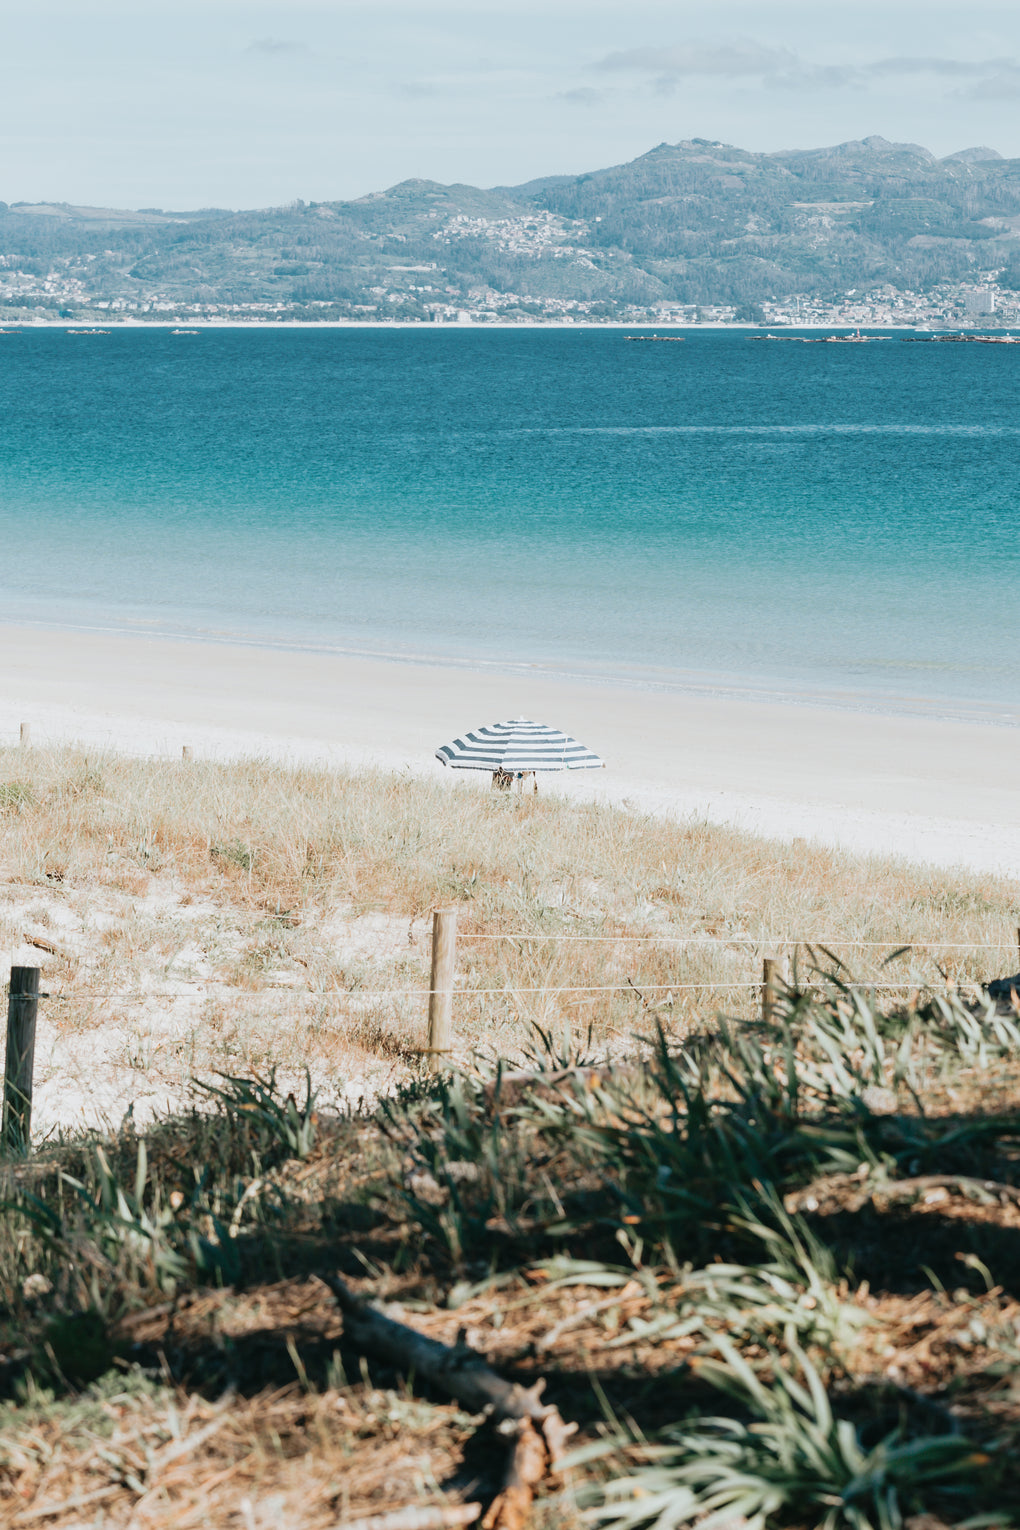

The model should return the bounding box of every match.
[1,252,1017,329]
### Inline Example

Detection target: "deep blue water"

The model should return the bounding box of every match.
[0,326,1017,716]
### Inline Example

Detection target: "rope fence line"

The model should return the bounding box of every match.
[33,978,1002,1002]
[36,984,772,1002]
[454,935,1020,949]
[12,935,1020,956]
[4,902,1020,1147]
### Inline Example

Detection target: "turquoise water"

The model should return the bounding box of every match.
[0,327,1017,717]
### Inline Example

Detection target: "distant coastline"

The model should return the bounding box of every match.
[4,137,1020,329]
[10,320,1009,332]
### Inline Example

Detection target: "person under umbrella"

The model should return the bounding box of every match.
[435,716,604,792]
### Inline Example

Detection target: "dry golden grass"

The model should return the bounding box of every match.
[1,742,1018,1134]
[0,1363,481,1530]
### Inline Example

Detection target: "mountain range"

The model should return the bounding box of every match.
[4,135,1020,320]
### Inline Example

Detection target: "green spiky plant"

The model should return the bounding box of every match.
[575,1335,998,1530]
[195,1068,319,1163]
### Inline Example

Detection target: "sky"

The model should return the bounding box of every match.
[5,0,1020,208]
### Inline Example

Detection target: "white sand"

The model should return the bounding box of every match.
[2,622,1019,880]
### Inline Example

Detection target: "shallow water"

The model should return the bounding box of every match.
[0,326,1017,717]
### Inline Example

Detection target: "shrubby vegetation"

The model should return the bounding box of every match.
[3,980,1020,1524]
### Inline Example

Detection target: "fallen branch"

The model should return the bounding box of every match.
[320,1275,576,1528]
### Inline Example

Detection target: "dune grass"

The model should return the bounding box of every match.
[1,743,1017,1132]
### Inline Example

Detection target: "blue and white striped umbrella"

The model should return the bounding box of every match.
[435,717,604,773]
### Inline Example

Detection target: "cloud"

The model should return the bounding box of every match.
[767,64,865,91]
[858,54,1020,98]
[867,55,1014,78]
[557,86,608,107]
[591,39,1020,96]
[245,37,305,55]
[865,56,1020,99]
[395,80,445,98]
[597,41,798,79]
[959,68,1020,99]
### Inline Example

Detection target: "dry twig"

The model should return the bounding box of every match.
[12,1484,121,1524]
[21,931,70,959]
[481,1419,547,1530]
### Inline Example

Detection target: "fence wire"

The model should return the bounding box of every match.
[7,925,1017,1006]
[33,978,999,1003]
[456,935,1020,949]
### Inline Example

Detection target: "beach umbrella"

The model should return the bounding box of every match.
[435,717,604,789]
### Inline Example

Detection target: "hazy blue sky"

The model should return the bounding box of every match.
[6,0,1020,208]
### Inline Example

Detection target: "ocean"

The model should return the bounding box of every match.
[1,326,1017,720]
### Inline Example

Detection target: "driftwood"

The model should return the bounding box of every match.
[320,1274,576,1529]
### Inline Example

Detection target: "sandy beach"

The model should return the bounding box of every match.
[2,621,1018,880]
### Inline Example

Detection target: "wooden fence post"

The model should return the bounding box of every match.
[762,957,777,1026]
[427,908,457,1071]
[4,967,40,1153]
[19,722,30,747]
